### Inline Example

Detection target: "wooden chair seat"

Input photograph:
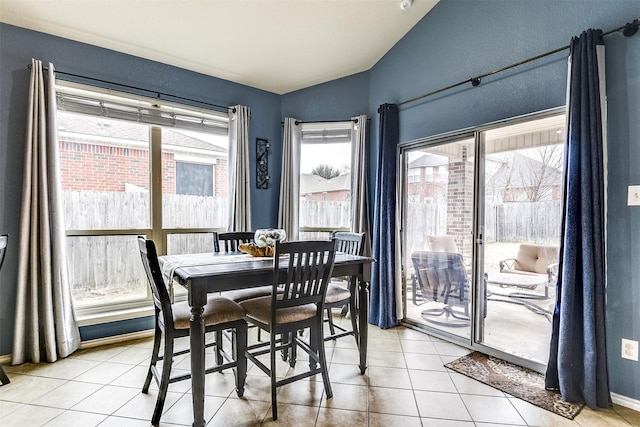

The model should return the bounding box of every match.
[171,296,246,329]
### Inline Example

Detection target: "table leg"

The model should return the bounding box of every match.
[358,279,369,375]
[189,293,206,427]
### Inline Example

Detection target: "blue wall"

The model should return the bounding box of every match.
[1,0,639,403]
[367,0,640,403]
[281,71,369,121]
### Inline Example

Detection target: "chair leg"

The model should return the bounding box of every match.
[326,307,336,338]
[308,325,319,372]
[270,331,278,421]
[143,325,162,393]
[151,337,174,427]
[0,365,9,385]
[215,330,224,365]
[349,294,360,350]
[340,304,348,316]
[233,324,247,397]
[288,332,297,368]
[312,323,333,399]
[280,333,289,362]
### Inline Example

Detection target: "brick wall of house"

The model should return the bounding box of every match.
[447,147,474,256]
[407,166,448,202]
[303,190,349,201]
[214,158,228,197]
[59,140,228,196]
[59,141,176,193]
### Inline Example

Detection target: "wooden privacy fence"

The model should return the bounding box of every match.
[404,201,561,254]
[299,200,351,229]
[485,201,562,244]
[63,191,227,229]
[404,203,448,254]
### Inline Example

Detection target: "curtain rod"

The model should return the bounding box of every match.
[279,118,370,126]
[295,118,361,125]
[27,64,233,113]
[398,17,639,107]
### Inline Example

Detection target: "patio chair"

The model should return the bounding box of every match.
[498,243,559,297]
[411,251,470,327]
[138,236,247,427]
[427,234,472,270]
[426,235,459,253]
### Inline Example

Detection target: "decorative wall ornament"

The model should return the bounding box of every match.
[256,138,270,189]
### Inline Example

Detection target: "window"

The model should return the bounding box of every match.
[408,168,420,183]
[56,82,229,320]
[176,162,213,196]
[298,122,353,240]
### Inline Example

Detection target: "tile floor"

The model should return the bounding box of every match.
[0,322,638,426]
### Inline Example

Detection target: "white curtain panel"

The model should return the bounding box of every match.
[13,59,80,364]
[277,118,301,240]
[351,115,372,256]
[227,105,252,231]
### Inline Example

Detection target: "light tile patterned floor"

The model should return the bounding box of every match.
[0,323,638,426]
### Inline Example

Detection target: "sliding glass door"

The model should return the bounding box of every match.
[401,108,565,368]
[401,134,476,341]
[478,112,565,365]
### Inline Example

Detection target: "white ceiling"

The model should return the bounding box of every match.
[0,0,439,94]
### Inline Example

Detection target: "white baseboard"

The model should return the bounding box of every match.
[611,392,640,412]
[0,329,154,364]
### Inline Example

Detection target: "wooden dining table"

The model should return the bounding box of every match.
[158,251,373,427]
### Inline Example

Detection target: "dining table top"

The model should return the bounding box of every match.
[158,251,374,292]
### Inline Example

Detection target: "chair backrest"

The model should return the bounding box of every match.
[0,234,7,272]
[330,231,365,256]
[427,235,459,253]
[272,240,337,313]
[514,244,559,274]
[214,231,255,253]
[137,236,174,325]
[411,251,467,304]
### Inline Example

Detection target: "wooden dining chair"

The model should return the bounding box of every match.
[240,239,337,420]
[214,230,273,308]
[138,236,247,427]
[324,231,365,347]
[213,231,254,253]
[0,234,9,386]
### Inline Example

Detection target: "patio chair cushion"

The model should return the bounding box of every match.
[508,244,559,275]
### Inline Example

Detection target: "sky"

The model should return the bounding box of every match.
[300,142,351,174]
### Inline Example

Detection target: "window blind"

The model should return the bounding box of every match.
[300,122,353,144]
[56,82,229,135]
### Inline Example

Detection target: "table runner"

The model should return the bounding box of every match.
[160,252,273,299]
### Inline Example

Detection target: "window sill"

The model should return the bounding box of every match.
[76,305,154,327]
